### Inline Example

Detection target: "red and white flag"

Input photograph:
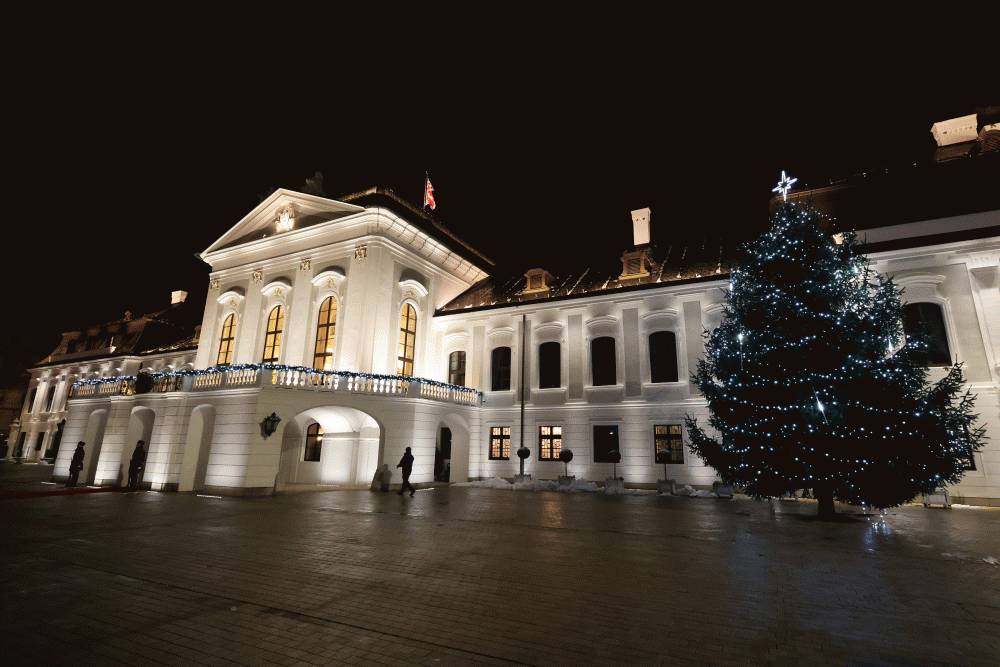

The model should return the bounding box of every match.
[423,174,436,210]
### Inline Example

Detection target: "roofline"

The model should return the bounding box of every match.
[31,343,199,371]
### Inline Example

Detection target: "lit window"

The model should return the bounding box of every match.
[261,306,284,363]
[448,351,466,386]
[397,304,417,376]
[649,331,678,382]
[313,296,338,370]
[491,346,512,391]
[654,424,684,464]
[591,337,616,386]
[304,423,323,462]
[539,425,562,460]
[489,426,511,460]
[903,302,951,366]
[538,341,560,389]
[216,313,236,366]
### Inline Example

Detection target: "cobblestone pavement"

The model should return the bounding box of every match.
[2,470,999,666]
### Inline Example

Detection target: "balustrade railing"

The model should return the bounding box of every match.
[70,365,482,406]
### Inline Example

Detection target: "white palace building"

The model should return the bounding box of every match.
[7,130,1000,504]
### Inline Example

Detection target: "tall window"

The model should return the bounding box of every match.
[491,346,512,391]
[591,337,617,386]
[261,306,284,363]
[45,386,56,412]
[216,313,236,366]
[304,423,323,462]
[538,341,561,389]
[593,425,620,462]
[654,424,684,464]
[539,425,562,460]
[313,296,338,370]
[448,351,466,386]
[649,331,679,382]
[26,387,37,413]
[903,302,951,366]
[397,304,417,376]
[489,426,511,460]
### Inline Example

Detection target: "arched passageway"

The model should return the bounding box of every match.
[121,407,155,486]
[178,404,215,492]
[277,406,383,492]
[81,409,109,485]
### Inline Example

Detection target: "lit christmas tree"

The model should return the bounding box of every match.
[685,197,984,518]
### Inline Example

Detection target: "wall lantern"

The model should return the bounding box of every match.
[259,412,281,439]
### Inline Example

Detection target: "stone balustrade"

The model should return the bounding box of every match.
[69,366,482,407]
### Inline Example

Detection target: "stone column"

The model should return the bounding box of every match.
[683,300,704,396]
[567,314,584,400]
[622,307,641,397]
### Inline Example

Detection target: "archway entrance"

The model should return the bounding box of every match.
[121,407,155,487]
[434,427,451,482]
[81,409,108,485]
[277,406,383,492]
[178,405,215,492]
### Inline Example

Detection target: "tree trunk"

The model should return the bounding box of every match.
[815,483,836,520]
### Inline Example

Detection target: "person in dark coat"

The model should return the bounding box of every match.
[66,442,86,488]
[127,440,147,490]
[396,446,415,497]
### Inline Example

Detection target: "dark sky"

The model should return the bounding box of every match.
[2,19,996,386]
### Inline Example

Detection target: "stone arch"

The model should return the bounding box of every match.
[81,408,109,485]
[437,411,471,483]
[276,405,385,492]
[178,404,216,492]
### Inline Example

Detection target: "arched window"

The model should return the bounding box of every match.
[312,296,338,370]
[591,337,616,386]
[261,306,284,363]
[216,313,236,365]
[649,331,678,382]
[397,303,417,376]
[903,302,951,366]
[448,351,466,386]
[538,341,561,389]
[491,346,512,391]
[304,423,323,462]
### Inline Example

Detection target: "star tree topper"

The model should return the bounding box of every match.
[772,170,798,201]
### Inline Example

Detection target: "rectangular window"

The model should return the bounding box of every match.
[26,388,37,413]
[489,426,511,460]
[593,425,620,462]
[962,454,977,471]
[539,425,562,461]
[45,386,56,412]
[654,424,684,464]
[304,424,323,462]
[491,347,512,391]
[448,351,467,386]
[538,342,561,389]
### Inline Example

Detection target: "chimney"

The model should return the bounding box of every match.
[930,114,978,147]
[620,207,652,280]
[171,290,188,305]
[520,268,554,295]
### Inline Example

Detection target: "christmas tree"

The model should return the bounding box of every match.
[685,198,984,518]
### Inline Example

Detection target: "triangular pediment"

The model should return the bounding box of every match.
[202,189,365,256]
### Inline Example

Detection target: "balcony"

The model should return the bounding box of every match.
[69,364,483,407]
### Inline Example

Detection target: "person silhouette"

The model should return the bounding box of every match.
[66,442,85,488]
[396,446,415,497]
[127,440,147,490]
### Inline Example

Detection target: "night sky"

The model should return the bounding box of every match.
[3,30,997,387]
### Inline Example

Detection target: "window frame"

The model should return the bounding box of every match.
[490,346,512,391]
[538,424,563,461]
[590,336,617,387]
[653,424,685,464]
[216,313,237,366]
[261,305,285,364]
[488,425,511,460]
[396,303,418,377]
[304,422,323,462]
[648,330,680,383]
[902,301,952,367]
[592,424,621,463]
[448,350,467,386]
[538,341,561,389]
[312,295,339,371]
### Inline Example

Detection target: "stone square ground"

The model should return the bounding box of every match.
[1,463,998,666]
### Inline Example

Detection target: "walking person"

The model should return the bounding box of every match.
[66,442,86,488]
[127,440,147,490]
[396,446,415,497]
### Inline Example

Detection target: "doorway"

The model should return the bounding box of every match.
[435,427,451,482]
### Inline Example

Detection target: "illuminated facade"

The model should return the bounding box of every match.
[8,183,1000,504]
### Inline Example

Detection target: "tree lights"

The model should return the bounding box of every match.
[685,201,984,518]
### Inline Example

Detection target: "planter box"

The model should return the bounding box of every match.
[657,479,676,495]
[557,475,575,488]
[923,487,952,508]
[513,474,532,483]
[604,478,625,494]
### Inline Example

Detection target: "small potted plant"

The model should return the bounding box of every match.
[558,449,574,487]
[605,450,624,494]
[515,445,531,482]
[656,459,675,495]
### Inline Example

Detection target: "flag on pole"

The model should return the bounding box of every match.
[423,173,436,211]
